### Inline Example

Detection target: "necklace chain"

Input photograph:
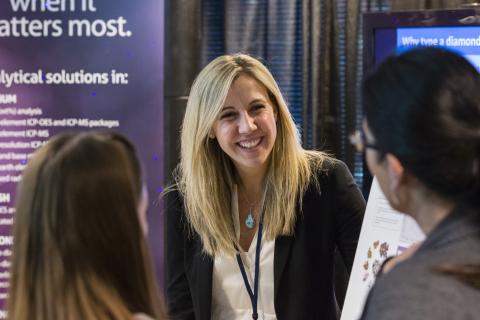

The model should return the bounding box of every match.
[238,187,260,210]
[238,186,261,229]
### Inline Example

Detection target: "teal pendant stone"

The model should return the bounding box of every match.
[245,213,255,229]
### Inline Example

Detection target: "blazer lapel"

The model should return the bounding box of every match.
[185,236,213,320]
[196,253,213,320]
[274,203,301,304]
[274,235,293,302]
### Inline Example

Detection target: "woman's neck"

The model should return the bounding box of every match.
[237,175,264,200]
[235,167,267,198]
[407,188,454,235]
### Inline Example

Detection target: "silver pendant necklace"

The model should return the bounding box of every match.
[239,187,259,230]
[245,206,255,229]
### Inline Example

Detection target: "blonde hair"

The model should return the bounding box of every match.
[175,54,329,256]
[8,132,165,320]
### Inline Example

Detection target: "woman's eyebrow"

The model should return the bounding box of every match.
[249,98,266,105]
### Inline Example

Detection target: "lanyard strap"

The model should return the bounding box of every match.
[236,212,264,320]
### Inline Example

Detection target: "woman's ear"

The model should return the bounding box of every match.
[386,154,404,181]
[385,153,406,208]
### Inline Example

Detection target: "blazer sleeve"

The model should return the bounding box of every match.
[165,190,195,320]
[331,160,366,271]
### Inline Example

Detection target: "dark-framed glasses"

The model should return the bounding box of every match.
[349,129,381,153]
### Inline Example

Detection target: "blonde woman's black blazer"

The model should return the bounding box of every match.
[165,159,366,320]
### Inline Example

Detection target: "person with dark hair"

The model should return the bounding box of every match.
[7,132,166,320]
[357,47,480,319]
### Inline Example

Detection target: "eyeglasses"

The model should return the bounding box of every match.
[349,129,381,153]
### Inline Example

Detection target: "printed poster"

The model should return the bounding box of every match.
[0,0,164,315]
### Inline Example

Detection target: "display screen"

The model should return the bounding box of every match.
[373,25,480,69]
[365,9,480,68]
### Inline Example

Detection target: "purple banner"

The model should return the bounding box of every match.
[0,0,164,314]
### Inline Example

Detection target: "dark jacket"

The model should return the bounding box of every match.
[166,159,365,320]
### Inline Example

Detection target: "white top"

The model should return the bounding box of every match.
[211,185,277,320]
[133,313,155,320]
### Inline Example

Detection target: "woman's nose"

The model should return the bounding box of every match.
[238,112,257,134]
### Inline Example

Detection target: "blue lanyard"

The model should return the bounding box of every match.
[236,211,264,320]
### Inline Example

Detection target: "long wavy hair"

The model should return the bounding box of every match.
[175,54,329,256]
[8,132,165,320]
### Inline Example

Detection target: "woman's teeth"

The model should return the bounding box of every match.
[238,138,261,149]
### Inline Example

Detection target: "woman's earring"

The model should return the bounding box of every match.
[208,133,215,140]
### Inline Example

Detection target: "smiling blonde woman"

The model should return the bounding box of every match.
[165,54,365,320]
